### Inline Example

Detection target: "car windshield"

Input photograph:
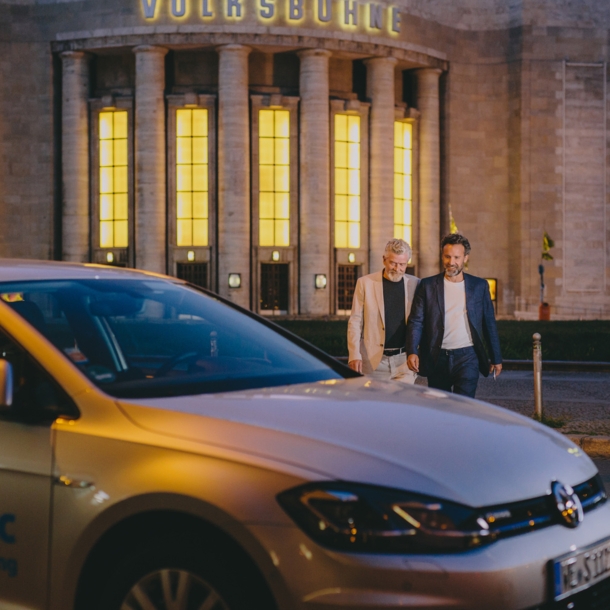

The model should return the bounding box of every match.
[0,278,344,398]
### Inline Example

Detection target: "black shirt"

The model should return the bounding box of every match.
[382,274,406,349]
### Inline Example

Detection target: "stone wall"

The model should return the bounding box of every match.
[0,35,56,260]
[0,0,608,317]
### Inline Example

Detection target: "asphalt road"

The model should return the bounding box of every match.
[593,459,610,490]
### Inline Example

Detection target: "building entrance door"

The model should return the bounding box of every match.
[260,263,289,314]
[337,264,360,314]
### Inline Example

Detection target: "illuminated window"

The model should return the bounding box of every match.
[394,121,413,247]
[259,109,290,247]
[99,111,128,248]
[176,108,209,247]
[334,114,360,249]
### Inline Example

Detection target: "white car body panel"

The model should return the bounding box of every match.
[0,260,606,610]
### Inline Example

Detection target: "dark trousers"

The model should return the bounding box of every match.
[427,346,480,398]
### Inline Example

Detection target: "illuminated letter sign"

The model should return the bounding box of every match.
[260,0,274,18]
[288,0,303,20]
[0,514,15,544]
[227,0,242,16]
[317,0,331,22]
[172,0,187,16]
[391,6,400,32]
[369,3,381,28]
[137,0,401,35]
[344,0,357,25]
[202,0,213,16]
[141,0,158,18]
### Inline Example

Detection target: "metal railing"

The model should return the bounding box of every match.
[514,297,610,320]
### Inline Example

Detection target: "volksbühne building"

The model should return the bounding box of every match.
[0,0,608,319]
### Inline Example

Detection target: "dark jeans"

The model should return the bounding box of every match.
[427,346,480,398]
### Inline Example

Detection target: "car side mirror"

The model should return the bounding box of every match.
[0,360,14,409]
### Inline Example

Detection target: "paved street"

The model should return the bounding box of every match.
[475,371,610,436]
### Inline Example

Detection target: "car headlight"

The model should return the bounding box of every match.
[277,481,495,553]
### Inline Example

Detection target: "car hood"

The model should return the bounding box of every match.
[118,377,595,507]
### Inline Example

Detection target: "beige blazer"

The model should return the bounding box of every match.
[347,271,420,373]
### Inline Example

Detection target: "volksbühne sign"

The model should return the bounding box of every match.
[141,0,402,35]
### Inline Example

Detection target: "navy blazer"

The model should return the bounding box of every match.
[406,273,502,377]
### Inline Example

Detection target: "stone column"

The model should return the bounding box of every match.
[61,51,90,262]
[217,44,251,307]
[298,49,332,315]
[133,45,168,273]
[416,68,442,277]
[365,56,397,271]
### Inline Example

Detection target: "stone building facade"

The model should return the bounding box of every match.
[0,0,608,318]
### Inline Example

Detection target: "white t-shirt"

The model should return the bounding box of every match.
[441,279,474,349]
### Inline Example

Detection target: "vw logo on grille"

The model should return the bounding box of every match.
[551,481,583,528]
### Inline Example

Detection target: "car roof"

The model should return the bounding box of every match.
[0,259,183,283]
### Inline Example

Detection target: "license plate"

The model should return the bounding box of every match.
[553,536,610,600]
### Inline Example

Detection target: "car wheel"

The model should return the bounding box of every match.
[118,567,230,610]
[96,542,254,610]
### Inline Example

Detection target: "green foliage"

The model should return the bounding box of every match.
[274,319,610,362]
[450,216,459,235]
[542,232,554,261]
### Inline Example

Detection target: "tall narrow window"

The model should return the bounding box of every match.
[99,111,128,248]
[176,108,209,247]
[334,114,360,249]
[259,109,290,247]
[394,121,413,246]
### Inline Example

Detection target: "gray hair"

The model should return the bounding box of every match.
[384,238,412,261]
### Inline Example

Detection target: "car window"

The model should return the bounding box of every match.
[0,280,343,399]
[0,326,78,423]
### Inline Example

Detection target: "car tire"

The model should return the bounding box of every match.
[95,540,258,610]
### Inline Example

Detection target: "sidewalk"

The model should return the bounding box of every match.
[474,370,610,457]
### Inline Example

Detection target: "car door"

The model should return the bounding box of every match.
[0,325,76,609]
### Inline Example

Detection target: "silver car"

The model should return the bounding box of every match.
[0,260,608,610]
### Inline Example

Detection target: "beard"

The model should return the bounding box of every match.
[385,269,404,282]
[444,263,463,278]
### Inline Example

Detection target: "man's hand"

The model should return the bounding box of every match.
[407,354,419,373]
[348,359,363,374]
[490,363,503,378]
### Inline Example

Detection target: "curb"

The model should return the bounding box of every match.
[566,435,610,459]
[334,357,610,373]
[504,360,610,373]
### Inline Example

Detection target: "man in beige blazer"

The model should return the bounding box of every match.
[348,239,420,383]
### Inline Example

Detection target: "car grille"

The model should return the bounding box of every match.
[526,573,610,609]
[482,475,606,541]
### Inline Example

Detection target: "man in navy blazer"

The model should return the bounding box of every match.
[406,233,502,397]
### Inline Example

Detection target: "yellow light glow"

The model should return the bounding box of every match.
[177,192,192,219]
[100,195,113,221]
[275,193,290,219]
[114,112,127,138]
[260,219,274,246]
[99,110,129,249]
[99,113,113,140]
[260,138,274,164]
[260,192,274,219]
[100,141,113,166]
[394,121,413,250]
[176,108,209,247]
[259,109,290,246]
[100,221,113,248]
[114,221,128,247]
[334,114,360,249]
